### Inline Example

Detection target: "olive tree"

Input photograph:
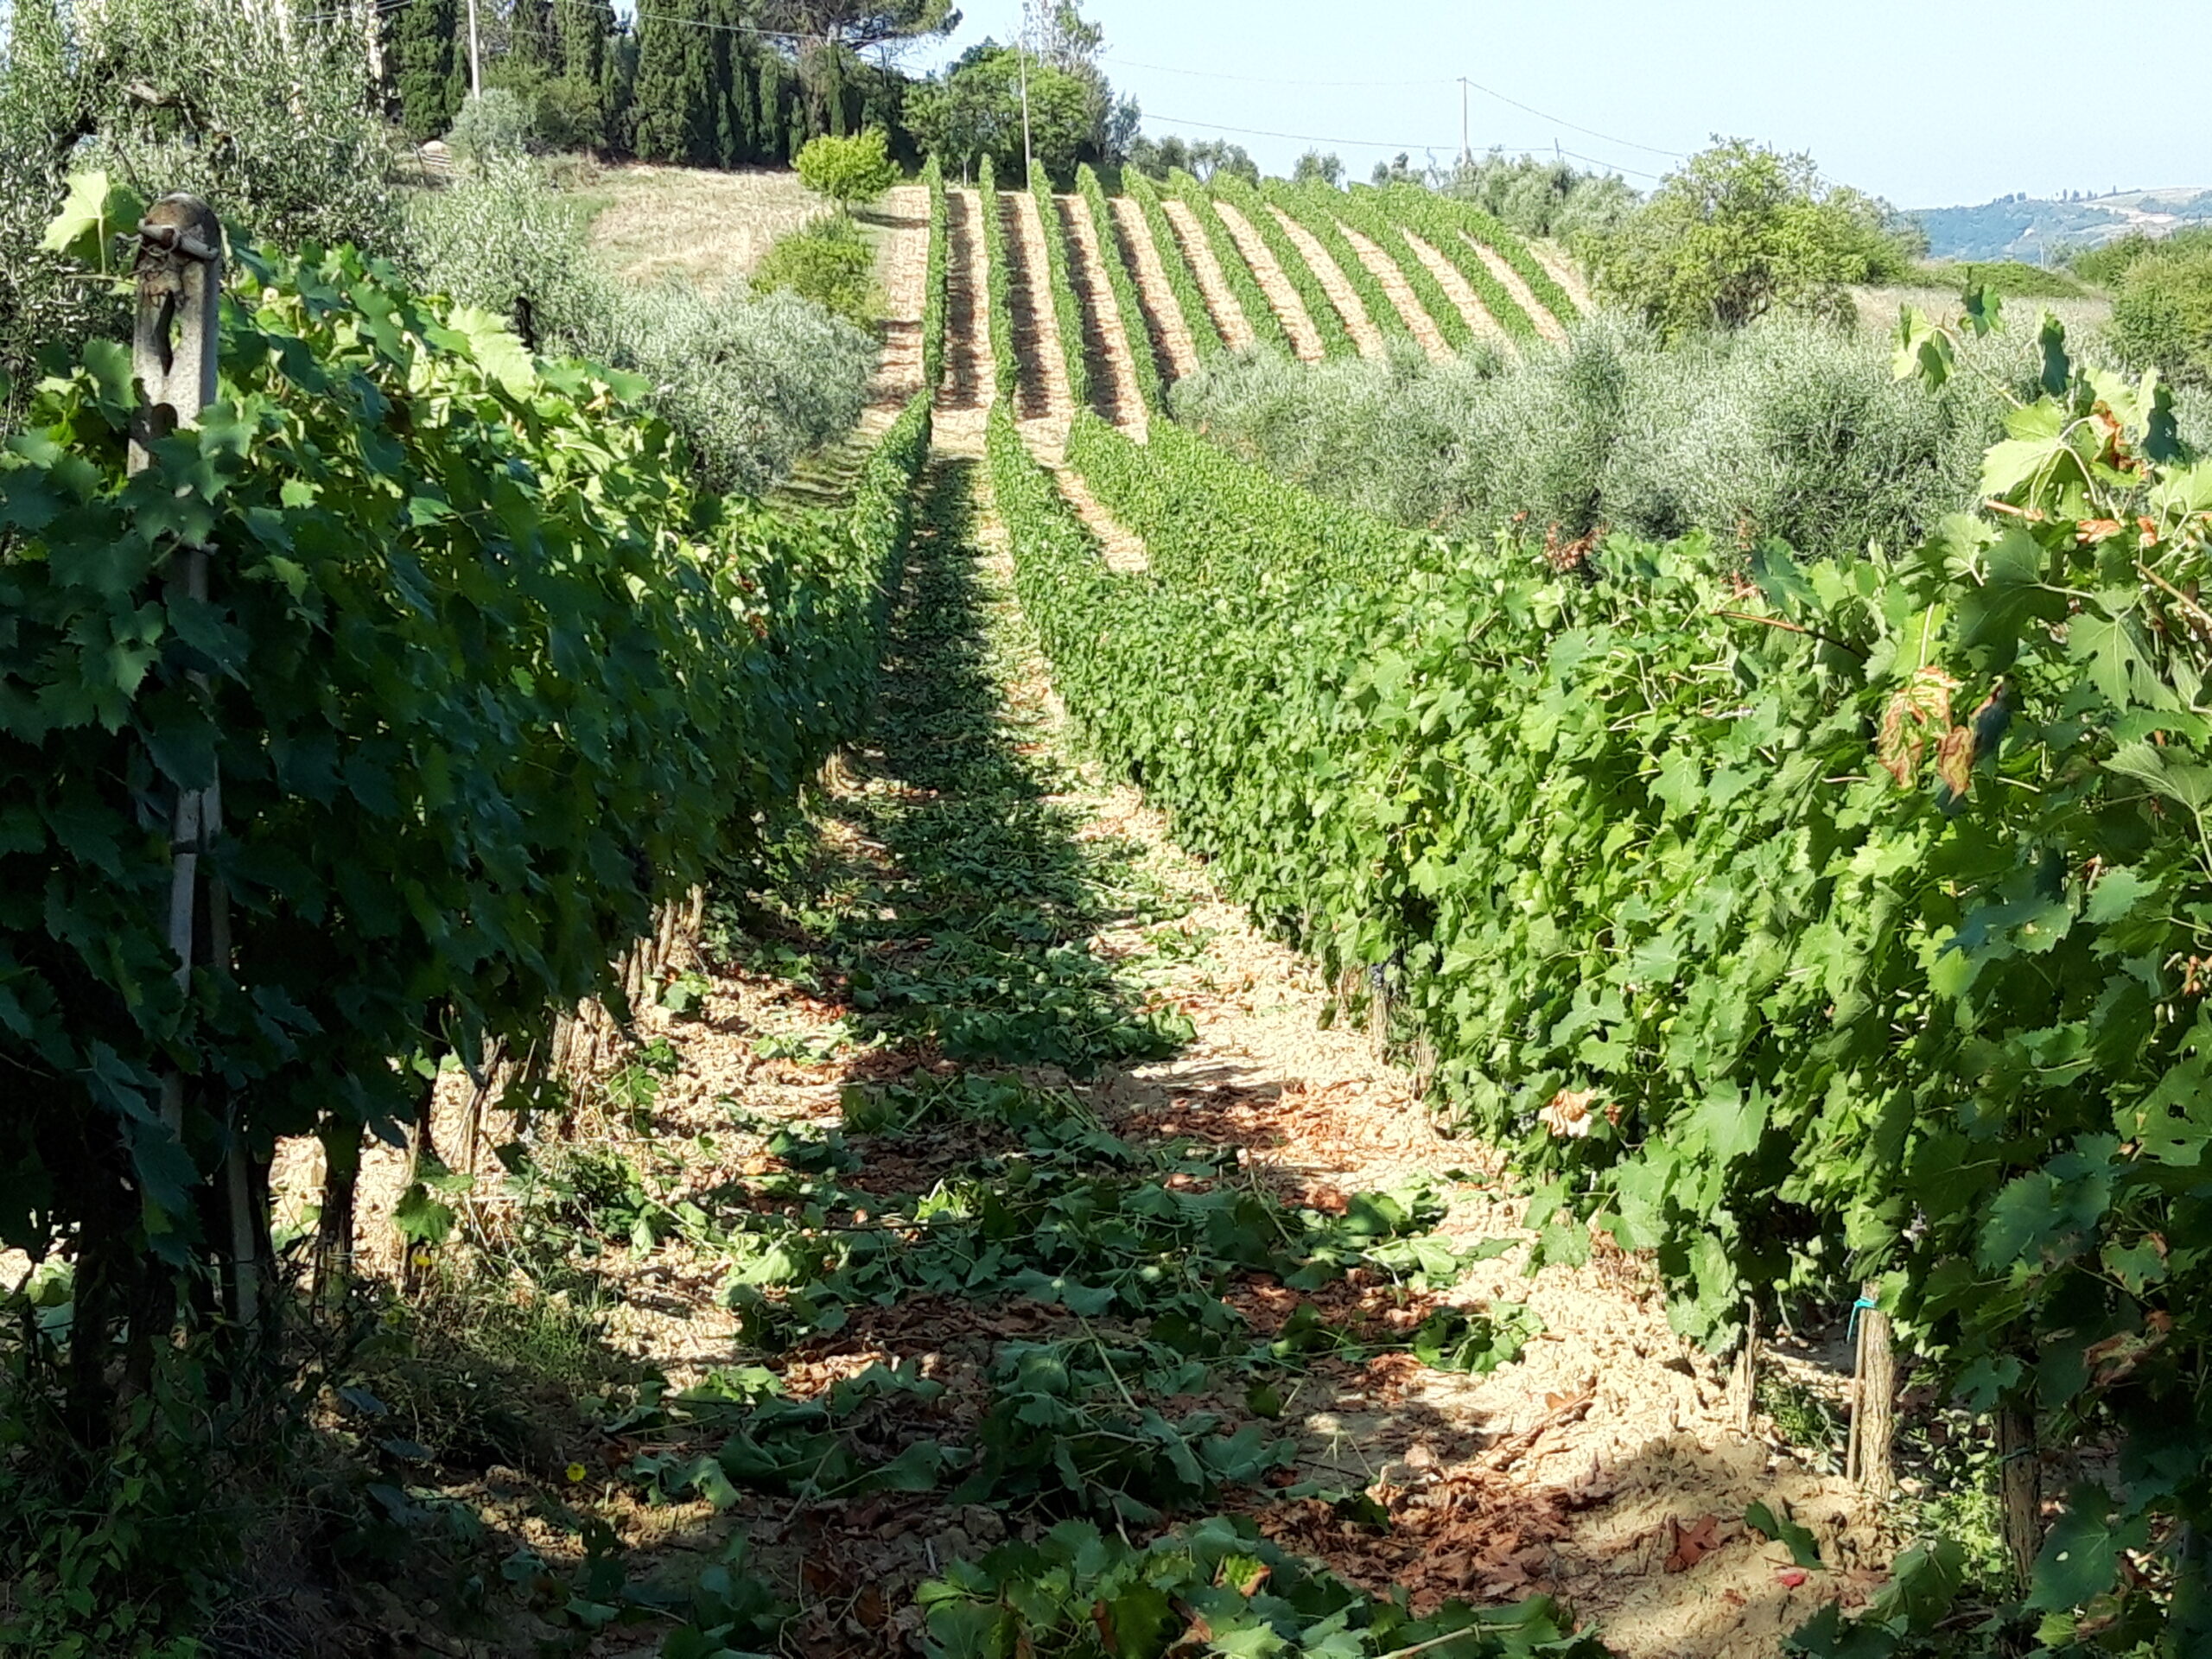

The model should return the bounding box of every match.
[1589,138,1914,337]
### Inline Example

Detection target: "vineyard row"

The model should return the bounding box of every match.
[989,348,2212,1637]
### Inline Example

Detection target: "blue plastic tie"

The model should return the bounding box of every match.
[1847,1296,1880,1343]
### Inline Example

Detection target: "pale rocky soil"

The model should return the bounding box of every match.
[1213,198,1325,362]
[1533,238,1596,311]
[1402,226,1516,352]
[1465,232,1569,342]
[1161,195,1258,351]
[1059,191,1152,435]
[1271,205,1388,359]
[1338,219,1455,360]
[1109,194,1204,383]
[936,188,995,455]
[1004,188,1076,452]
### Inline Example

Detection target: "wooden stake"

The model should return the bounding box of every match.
[132,197,264,1333]
[1998,1401,2043,1593]
[1734,1300,1760,1435]
[1847,1285,1896,1494]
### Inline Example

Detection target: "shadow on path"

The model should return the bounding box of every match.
[723,459,1185,1074]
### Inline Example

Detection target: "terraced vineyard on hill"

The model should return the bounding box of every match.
[965,171,1577,448]
[15,137,2209,1659]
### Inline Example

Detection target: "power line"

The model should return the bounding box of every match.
[1105,50,1687,163]
[625,8,809,41]
[1141,111,1484,155]
[1139,111,1669,181]
[1104,54,1452,91]
[1456,74,1686,159]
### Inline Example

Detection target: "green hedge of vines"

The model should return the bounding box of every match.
[1008,317,2212,1644]
[0,227,929,1408]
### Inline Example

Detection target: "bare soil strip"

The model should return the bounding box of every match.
[1004,188,1075,445]
[1402,227,1514,352]
[1212,198,1325,363]
[1337,220,1452,360]
[1269,205,1385,359]
[1108,194,1201,384]
[770,185,931,506]
[935,188,995,454]
[1532,238,1596,312]
[1051,463,1148,572]
[866,185,931,416]
[1160,196,1256,351]
[1462,232,1568,343]
[1058,193,1149,436]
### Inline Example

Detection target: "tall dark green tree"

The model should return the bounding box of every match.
[556,0,610,86]
[628,0,713,162]
[706,0,758,166]
[754,0,956,138]
[395,0,466,141]
[505,0,556,74]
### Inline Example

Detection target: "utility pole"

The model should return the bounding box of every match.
[467,0,482,99]
[1460,77,1470,168]
[1017,1,1036,182]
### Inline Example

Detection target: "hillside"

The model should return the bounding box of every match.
[1913,184,2212,261]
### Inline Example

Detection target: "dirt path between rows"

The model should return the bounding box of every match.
[1532,238,1595,312]
[1058,193,1148,436]
[1109,194,1201,386]
[1213,198,1324,363]
[264,209,1899,1659]
[766,185,931,507]
[1338,220,1453,360]
[1402,227,1515,353]
[1160,196,1256,352]
[936,188,995,454]
[1005,188,1076,453]
[867,185,931,416]
[1464,232,1567,343]
[1270,205,1385,359]
[1050,461,1148,572]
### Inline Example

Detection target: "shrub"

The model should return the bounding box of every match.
[796,127,899,209]
[2107,245,2212,388]
[408,161,874,496]
[751,213,884,330]
[1910,259,2087,300]
[1170,312,1994,560]
[2068,225,2212,289]
[447,87,534,163]
[1589,139,1916,337]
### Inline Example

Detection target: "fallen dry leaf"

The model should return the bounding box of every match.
[1665,1514,1722,1574]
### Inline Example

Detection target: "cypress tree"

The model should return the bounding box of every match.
[556,0,607,87]
[507,0,556,76]
[627,0,690,162]
[726,42,758,163]
[395,0,463,141]
[681,0,716,163]
[756,56,785,165]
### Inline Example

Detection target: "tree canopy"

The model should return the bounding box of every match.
[1440,149,1638,244]
[1588,137,1916,336]
[904,9,1132,186]
[1128,135,1255,186]
[754,0,961,52]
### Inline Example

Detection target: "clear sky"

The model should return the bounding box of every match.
[906,0,2209,209]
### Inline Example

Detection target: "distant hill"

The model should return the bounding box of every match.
[1912,187,2212,264]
